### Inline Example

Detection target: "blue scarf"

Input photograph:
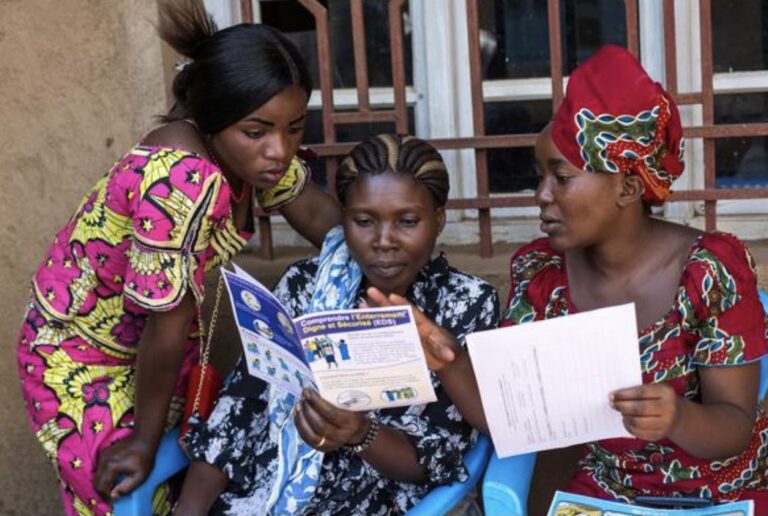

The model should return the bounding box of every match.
[266,226,362,514]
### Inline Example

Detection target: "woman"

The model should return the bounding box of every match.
[373,45,768,509]
[176,134,500,515]
[16,1,339,514]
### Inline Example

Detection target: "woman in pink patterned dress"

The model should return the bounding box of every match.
[16,2,339,515]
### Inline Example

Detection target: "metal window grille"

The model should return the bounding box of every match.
[243,0,768,259]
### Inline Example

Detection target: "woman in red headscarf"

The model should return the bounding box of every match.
[370,45,768,509]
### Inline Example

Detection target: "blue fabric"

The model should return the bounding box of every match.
[267,226,362,514]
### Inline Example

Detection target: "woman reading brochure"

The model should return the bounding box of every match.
[176,134,500,515]
[371,46,768,510]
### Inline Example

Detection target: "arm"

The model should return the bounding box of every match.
[278,182,341,248]
[365,288,490,434]
[295,389,427,483]
[94,292,196,500]
[175,462,229,516]
[611,362,759,460]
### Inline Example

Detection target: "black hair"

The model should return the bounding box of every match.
[336,134,450,208]
[157,0,312,134]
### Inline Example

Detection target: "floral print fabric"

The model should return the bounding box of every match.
[185,254,500,515]
[502,232,768,505]
[17,145,250,515]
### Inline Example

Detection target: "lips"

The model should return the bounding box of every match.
[259,167,288,187]
[369,262,406,278]
[539,214,562,234]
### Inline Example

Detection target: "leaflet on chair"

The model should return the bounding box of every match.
[547,491,753,515]
[221,264,436,410]
[467,303,643,457]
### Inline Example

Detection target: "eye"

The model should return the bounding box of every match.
[353,216,374,227]
[399,216,420,228]
[243,130,265,140]
[554,174,571,185]
[288,126,304,135]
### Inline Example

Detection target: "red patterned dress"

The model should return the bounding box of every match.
[502,232,768,509]
[16,146,252,515]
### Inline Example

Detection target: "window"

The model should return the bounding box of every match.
[478,0,630,195]
[712,1,768,192]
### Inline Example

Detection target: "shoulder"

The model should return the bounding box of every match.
[412,254,500,336]
[509,237,563,286]
[420,254,498,303]
[687,231,758,281]
[272,257,319,317]
[682,231,759,312]
[141,121,209,157]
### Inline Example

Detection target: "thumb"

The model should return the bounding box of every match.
[427,333,455,362]
[110,472,145,500]
[365,287,392,307]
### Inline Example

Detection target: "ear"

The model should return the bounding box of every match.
[435,207,446,235]
[618,173,645,207]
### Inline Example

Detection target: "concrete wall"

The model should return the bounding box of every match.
[0,1,166,513]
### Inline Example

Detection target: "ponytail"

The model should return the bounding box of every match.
[156,0,312,133]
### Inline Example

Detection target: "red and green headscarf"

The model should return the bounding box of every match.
[552,44,685,205]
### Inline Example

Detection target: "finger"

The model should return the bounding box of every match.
[300,394,335,437]
[304,390,351,427]
[612,399,664,417]
[294,403,319,444]
[365,288,392,307]
[622,415,667,438]
[94,460,120,500]
[427,333,455,362]
[110,471,143,500]
[295,404,340,450]
[611,386,663,402]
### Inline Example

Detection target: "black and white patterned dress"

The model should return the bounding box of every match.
[185,254,499,515]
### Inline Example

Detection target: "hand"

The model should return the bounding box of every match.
[610,384,681,442]
[294,389,370,452]
[365,287,460,371]
[94,435,156,501]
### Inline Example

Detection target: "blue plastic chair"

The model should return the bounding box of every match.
[481,289,768,516]
[113,428,188,516]
[114,429,492,516]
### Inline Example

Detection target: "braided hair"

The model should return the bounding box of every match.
[157,0,311,134]
[336,134,449,208]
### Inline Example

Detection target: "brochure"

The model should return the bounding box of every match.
[221,264,437,410]
[548,490,753,515]
[466,303,643,457]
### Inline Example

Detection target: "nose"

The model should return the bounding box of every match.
[263,132,291,164]
[534,175,553,207]
[373,223,397,251]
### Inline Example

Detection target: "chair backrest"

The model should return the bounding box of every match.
[759,290,768,400]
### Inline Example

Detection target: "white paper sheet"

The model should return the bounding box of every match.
[467,303,642,457]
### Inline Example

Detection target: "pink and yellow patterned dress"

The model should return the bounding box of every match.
[502,232,768,510]
[16,145,252,516]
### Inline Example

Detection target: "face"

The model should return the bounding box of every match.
[211,85,308,190]
[343,173,445,297]
[534,124,624,251]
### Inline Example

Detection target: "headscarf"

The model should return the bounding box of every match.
[266,225,362,514]
[551,44,685,205]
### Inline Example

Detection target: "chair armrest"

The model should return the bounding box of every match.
[482,451,537,516]
[406,434,493,516]
[759,290,768,401]
[113,428,190,516]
